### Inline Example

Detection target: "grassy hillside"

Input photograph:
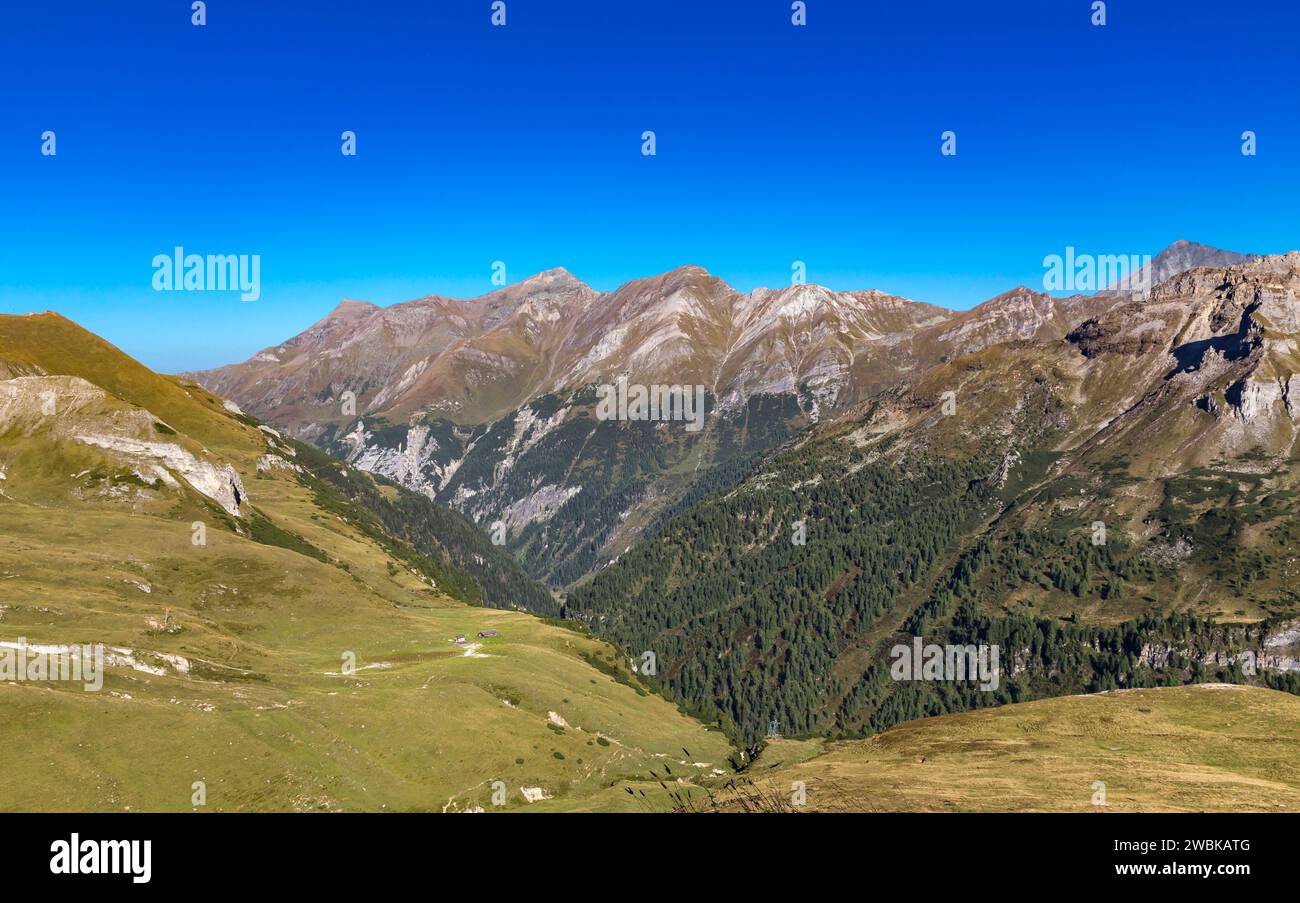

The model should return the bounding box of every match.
[712,685,1300,812]
[0,312,733,811]
[0,312,262,460]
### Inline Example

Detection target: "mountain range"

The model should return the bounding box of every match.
[8,238,1300,811]
[191,240,1261,587]
[193,240,1300,749]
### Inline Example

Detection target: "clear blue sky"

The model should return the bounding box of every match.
[2,0,1296,372]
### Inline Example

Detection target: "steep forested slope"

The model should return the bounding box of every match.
[567,253,1300,748]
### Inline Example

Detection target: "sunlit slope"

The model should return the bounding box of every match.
[0,313,733,811]
[729,685,1300,812]
[0,311,262,460]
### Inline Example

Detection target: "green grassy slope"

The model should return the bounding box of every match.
[0,313,733,812]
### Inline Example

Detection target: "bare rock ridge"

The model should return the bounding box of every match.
[196,242,1259,439]
[190,264,951,436]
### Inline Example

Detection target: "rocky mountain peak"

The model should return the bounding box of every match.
[516,267,589,289]
[629,264,725,294]
[988,285,1044,305]
[328,298,380,318]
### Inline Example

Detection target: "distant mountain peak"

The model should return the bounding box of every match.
[1100,240,1259,295]
[612,264,728,298]
[969,285,1047,312]
[1164,238,1217,252]
[501,266,595,294]
[518,266,588,288]
[1153,238,1253,262]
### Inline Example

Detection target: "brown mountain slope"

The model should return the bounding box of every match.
[189,241,1249,588]
[192,266,953,436]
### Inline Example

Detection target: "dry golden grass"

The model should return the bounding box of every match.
[715,685,1300,812]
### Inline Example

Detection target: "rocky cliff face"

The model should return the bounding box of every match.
[1058,252,1300,462]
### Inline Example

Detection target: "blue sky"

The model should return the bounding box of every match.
[1,0,1296,372]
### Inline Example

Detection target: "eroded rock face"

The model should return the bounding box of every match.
[73,435,248,516]
[1263,620,1300,672]
[1226,374,1300,422]
[190,266,960,435]
[200,250,1260,442]
[1062,253,1300,453]
[1066,316,1166,358]
[0,374,248,516]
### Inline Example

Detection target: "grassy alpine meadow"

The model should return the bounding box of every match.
[0,486,734,812]
[713,685,1300,813]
